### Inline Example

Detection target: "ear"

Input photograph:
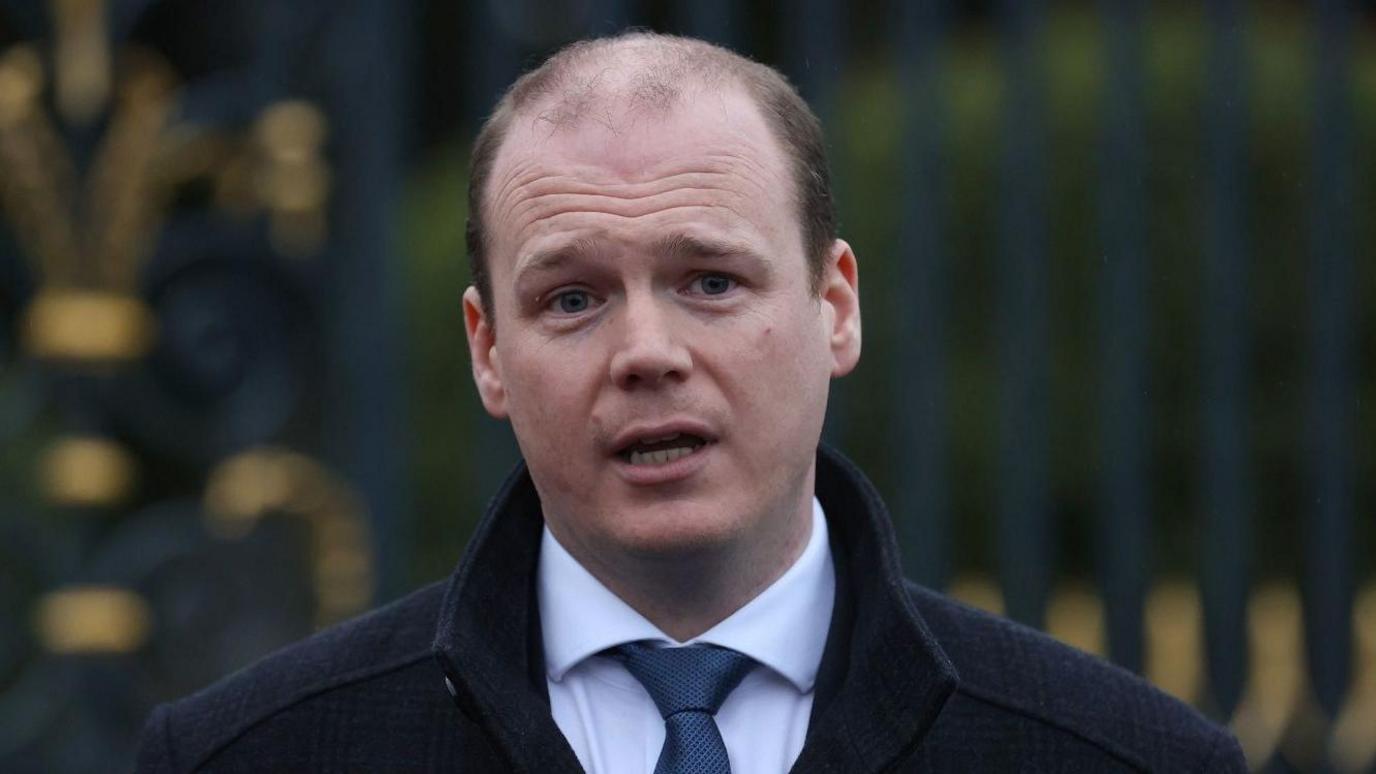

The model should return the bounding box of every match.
[821,239,861,377]
[462,286,508,418]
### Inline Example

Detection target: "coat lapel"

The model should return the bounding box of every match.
[792,446,959,772]
[432,463,584,773]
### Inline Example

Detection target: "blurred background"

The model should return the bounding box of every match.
[0,0,1371,771]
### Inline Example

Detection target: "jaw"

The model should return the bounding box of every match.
[592,503,815,643]
[536,452,818,640]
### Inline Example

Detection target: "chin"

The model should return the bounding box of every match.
[601,503,745,561]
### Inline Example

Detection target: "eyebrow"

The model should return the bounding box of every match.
[512,237,603,287]
[512,232,769,291]
[650,233,768,268]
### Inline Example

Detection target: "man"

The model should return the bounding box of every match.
[137,32,1245,772]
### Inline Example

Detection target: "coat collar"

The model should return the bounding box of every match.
[432,445,959,773]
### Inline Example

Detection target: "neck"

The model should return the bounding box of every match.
[556,494,814,643]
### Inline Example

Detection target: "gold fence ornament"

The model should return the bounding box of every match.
[255,101,330,256]
[947,573,1005,617]
[39,435,137,507]
[1230,583,1305,770]
[51,0,112,125]
[1329,585,1376,773]
[0,45,83,281]
[34,585,152,654]
[21,289,156,363]
[0,47,332,371]
[1145,580,1202,706]
[204,448,374,627]
[0,45,44,125]
[1046,581,1105,658]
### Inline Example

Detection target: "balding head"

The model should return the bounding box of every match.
[465,32,835,324]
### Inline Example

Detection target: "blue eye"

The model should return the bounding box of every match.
[553,290,592,314]
[696,274,735,295]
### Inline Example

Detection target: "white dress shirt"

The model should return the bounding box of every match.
[538,498,835,774]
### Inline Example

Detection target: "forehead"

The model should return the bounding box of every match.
[503,81,779,173]
[483,85,796,271]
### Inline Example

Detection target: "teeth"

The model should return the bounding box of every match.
[628,445,697,466]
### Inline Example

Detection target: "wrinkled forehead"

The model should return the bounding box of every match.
[483,82,796,252]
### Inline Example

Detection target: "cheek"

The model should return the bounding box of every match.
[731,314,829,439]
[501,347,591,456]
[756,307,828,377]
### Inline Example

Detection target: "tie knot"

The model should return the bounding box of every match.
[611,642,756,719]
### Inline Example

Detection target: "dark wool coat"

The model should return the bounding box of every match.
[136,446,1246,772]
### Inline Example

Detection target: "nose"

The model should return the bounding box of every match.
[608,295,692,390]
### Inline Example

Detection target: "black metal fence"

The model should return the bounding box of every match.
[0,2,1371,772]
[0,1,406,769]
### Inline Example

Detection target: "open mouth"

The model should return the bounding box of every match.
[616,432,710,466]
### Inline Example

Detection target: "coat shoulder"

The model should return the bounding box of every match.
[137,581,451,771]
[905,581,1245,772]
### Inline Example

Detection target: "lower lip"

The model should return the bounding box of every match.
[611,442,714,485]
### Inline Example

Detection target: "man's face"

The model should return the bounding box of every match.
[464,84,860,568]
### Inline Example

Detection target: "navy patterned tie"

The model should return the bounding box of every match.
[611,642,756,774]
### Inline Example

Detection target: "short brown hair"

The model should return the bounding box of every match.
[465,32,835,324]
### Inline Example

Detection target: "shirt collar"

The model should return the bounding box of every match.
[538,498,835,693]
